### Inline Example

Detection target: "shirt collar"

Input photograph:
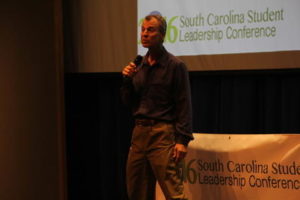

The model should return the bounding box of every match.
[143,46,168,67]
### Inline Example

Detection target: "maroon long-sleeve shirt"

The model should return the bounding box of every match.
[121,47,193,145]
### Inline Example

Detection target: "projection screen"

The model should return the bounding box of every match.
[66,0,300,72]
[138,0,300,71]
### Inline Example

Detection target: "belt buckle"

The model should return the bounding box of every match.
[136,119,155,126]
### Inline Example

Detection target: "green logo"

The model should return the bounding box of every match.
[177,159,198,184]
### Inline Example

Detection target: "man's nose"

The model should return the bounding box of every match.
[142,32,148,37]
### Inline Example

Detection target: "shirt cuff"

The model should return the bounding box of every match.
[123,76,133,83]
[175,134,192,146]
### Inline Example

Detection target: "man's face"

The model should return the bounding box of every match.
[141,18,164,48]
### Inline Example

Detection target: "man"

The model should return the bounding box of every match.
[121,14,193,200]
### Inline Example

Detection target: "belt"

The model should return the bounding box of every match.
[135,118,158,126]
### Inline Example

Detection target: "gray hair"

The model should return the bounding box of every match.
[144,14,167,36]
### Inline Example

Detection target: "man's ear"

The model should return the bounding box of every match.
[161,33,166,42]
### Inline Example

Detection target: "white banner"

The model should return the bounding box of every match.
[138,0,300,56]
[156,134,300,200]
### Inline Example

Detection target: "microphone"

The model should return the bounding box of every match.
[133,55,143,68]
[124,55,143,79]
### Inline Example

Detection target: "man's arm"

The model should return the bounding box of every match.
[120,62,137,106]
[172,61,193,162]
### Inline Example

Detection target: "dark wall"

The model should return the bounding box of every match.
[65,73,133,200]
[0,0,65,200]
[64,69,300,200]
[190,70,300,133]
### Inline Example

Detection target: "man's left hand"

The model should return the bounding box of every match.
[172,143,187,163]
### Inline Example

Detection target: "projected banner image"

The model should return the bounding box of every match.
[156,134,300,200]
[138,0,300,70]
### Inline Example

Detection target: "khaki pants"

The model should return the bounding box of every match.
[126,121,187,200]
